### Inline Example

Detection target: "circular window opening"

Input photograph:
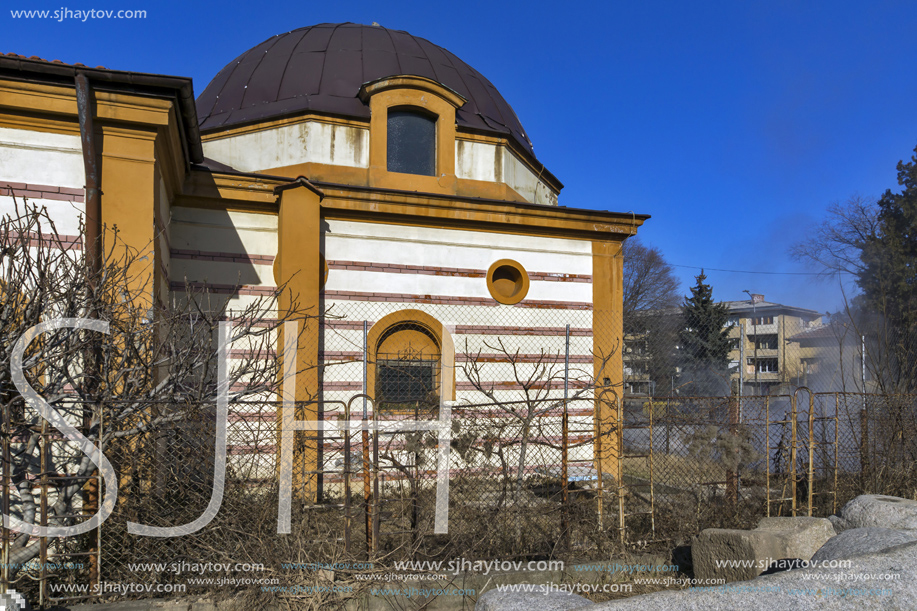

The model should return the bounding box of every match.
[487,259,530,305]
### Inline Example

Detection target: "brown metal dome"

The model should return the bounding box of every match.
[196,23,535,155]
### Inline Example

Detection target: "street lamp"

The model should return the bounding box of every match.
[743,290,758,395]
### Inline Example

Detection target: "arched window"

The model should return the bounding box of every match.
[376,322,440,414]
[387,109,436,176]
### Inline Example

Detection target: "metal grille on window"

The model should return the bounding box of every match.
[375,322,440,415]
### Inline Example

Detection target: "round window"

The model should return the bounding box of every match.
[487,259,530,305]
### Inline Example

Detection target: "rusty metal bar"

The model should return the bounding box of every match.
[807,390,815,516]
[647,397,655,539]
[561,324,570,551]
[39,418,48,607]
[372,404,380,556]
[74,72,102,276]
[833,394,839,514]
[612,391,625,544]
[1,398,9,593]
[791,391,799,517]
[595,397,604,531]
[765,395,771,517]
[343,403,351,555]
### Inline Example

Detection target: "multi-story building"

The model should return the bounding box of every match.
[623,296,824,396]
[724,295,823,395]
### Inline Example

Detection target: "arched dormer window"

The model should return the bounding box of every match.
[359,75,466,191]
[387,109,436,176]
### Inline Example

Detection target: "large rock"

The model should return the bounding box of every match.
[812,527,917,562]
[476,590,591,611]
[829,495,917,532]
[585,540,917,610]
[755,517,836,560]
[692,517,835,583]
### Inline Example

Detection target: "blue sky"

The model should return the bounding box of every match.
[5,0,917,313]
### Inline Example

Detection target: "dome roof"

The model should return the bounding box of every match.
[196,23,534,155]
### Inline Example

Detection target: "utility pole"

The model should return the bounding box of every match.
[739,325,745,398]
[744,290,759,395]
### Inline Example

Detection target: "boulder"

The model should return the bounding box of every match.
[755,517,836,560]
[476,589,592,611]
[692,517,834,583]
[586,540,917,610]
[829,495,917,532]
[812,527,917,562]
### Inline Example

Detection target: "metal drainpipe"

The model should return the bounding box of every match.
[75,72,102,589]
[75,73,102,276]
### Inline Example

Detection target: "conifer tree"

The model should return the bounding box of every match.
[857,145,917,390]
[679,271,735,395]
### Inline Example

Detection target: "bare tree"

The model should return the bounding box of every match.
[790,194,879,279]
[460,338,616,503]
[622,236,681,319]
[621,237,681,395]
[790,194,917,392]
[0,202,312,575]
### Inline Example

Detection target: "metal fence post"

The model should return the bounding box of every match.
[1,399,9,593]
[790,393,798,517]
[561,324,570,551]
[807,392,816,516]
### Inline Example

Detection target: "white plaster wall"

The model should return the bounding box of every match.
[321,301,593,330]
[325,220,591,273]
[201,121,368,172]
[502,148,558,207]
[0,126,85,235]
[324,220,593,305]
[0,196,83,235]
[0,127,84,187]
[455,138,558,206]
[171,259,274,287]
[456,139,498,183]
[170,207,278,256]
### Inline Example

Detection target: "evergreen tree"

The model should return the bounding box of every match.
[857,144,917,390]
[679,271,735,395]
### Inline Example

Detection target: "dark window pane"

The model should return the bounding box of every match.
[387,110,435,176]
[378,360,436,405]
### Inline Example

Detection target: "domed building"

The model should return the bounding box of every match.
[0,24,647,492]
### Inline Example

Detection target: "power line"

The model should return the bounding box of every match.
[669,264,853,277]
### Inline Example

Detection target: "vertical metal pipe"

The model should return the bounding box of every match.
[561,325,570,550]
[739,325,745,398]
[369,320,379,555]
[616,393,625,544]
[1,399,9,592]
[647,395,656,538]
[39,419,48,606]
[753,309,758,395]
[75,73,102,277]
[791,393,798,517]
[765,396,771,517]
[361,322,372,556]
[833,394,839,514]
[372,408,379,555]
[343,401,351,555]
[564,324,570,400]
[808,392,815,516]
[75,74,102,586]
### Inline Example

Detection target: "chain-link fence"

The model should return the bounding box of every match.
[4,295,917,607]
